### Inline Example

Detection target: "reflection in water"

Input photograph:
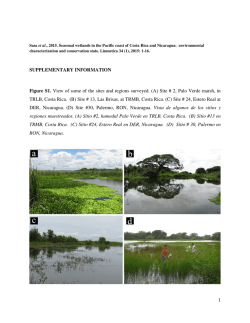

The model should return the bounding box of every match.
[98,246,110,252]
[125,178,220,214]
[29,246,122,284]
[125,270,202,284]
[196,179,205,184]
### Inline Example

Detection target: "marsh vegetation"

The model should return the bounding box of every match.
[124,242,220,284]
[29,168,123,214]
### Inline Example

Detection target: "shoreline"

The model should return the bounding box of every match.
[30,241,123,247]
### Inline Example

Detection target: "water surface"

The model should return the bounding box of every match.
[30,245,122,284]
[75,179,123,196]
[125,178,220,214]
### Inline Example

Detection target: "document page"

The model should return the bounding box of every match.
[3,0,249,321]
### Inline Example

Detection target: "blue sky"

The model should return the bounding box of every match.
[30,216,123,242]
[30,149,123,170]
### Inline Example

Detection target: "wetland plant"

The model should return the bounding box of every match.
[29,173,122,214]
[124,242,220,284]
[29,162,40,207]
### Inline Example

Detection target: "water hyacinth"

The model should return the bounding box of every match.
[29,172,123,214]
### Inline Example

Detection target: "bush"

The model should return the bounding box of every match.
[195,168,206,174]
[105,241,110,245]
[85,240,92,245]
[206,166,220,173]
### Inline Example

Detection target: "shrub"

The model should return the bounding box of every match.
[206,166,221,173]
[85,240,92,245]
[195,168,206,174]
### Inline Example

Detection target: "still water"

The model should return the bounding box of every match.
[30,246,122,284]
[125,271,201,284]
[124,178,220,214]
[75,179,123,196]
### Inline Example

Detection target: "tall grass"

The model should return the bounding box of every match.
[29,161,40,207]
[125,242,220,284]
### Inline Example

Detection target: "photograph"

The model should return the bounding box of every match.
[124,215,221,284]
[29,216,123,284]
[124,149,221,214]
[29,149,123,214]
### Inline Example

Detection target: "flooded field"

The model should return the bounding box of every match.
[124,178,220,214]
[30,245,123,284]
[124,242,220,284]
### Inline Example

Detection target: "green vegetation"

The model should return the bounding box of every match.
[124,230,221,241]
[209,192,221,205]
[125,242,220,284]
[124,155,220,205]
[136,154,183,178]
[29,168,122,214]
[29,162,40,207]
[124,155,220,181]
[29,228,122,247]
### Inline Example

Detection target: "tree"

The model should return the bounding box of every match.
[179,232,188,239]
[206,166,221,173]
[47,229,56,242]
[29,227,41,242]
[211,232,221,241]
[196,168,206,174]
[152,230,167,239]
[137,154,183,178]
[98,237,106,244]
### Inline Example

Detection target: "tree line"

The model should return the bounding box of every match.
[124,230,221,241]
[124,154,220,177]
[30,228,79,243]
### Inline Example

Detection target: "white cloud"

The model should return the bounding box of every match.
[31,149,123,170]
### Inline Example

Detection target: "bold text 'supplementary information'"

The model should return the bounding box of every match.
[29,88,222,136]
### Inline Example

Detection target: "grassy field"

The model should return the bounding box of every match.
[124,242,220,284]
[29,169,123,214]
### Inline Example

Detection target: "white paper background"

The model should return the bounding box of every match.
[2,0,250,321]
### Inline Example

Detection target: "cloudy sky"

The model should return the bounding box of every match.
[30,149,123,170]
[124,214,221,237]
[30,216,123,242]
[124,149,220,173]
